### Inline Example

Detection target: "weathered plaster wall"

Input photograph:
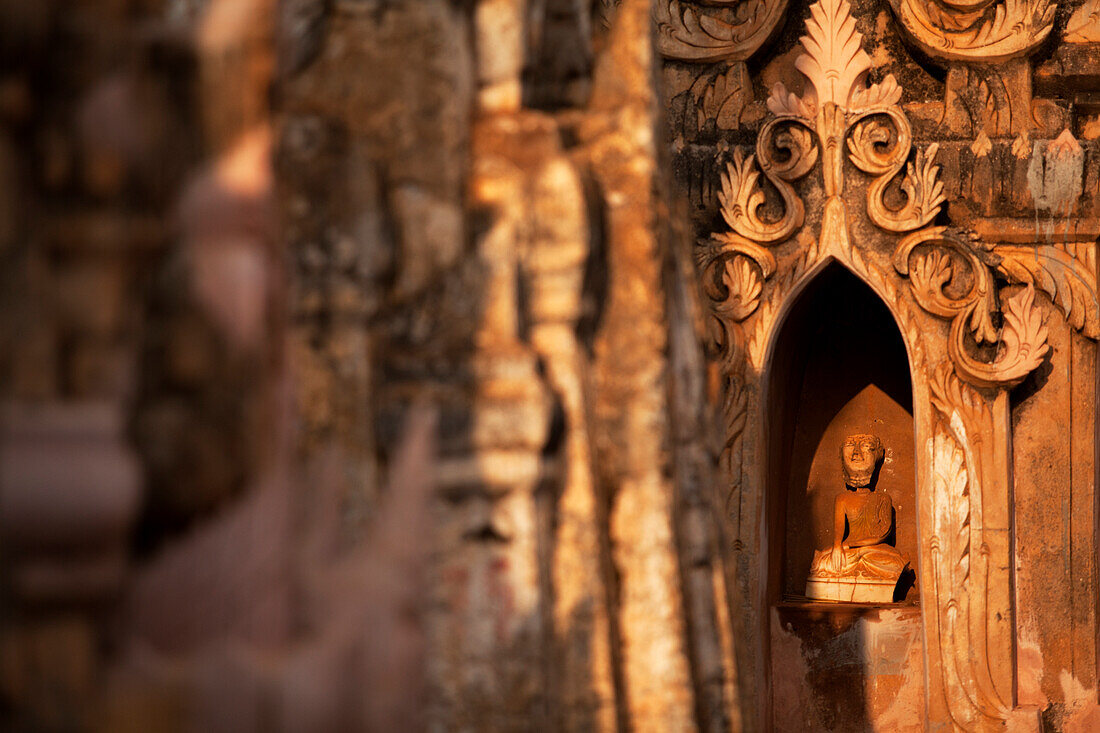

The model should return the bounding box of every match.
[771,605,925,732]
[1013,313,1099,726]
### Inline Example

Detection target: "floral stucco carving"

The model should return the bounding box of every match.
[886,0,1056,63]
[892,227,1051,389]
[697,0,1095,393]
[655,0,789,62]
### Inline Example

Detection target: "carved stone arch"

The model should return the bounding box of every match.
[752,255,924,717]
[714,253,1006,731]
[707,234,1027,732]
[757,254,924,377]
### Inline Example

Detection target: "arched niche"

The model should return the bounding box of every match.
[761,263,926,730]
[764,263,917,605]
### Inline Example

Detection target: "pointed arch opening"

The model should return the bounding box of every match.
[764,262,917,603]
[762,262,924,729]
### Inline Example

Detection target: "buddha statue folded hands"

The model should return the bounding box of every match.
[805,433,911,603]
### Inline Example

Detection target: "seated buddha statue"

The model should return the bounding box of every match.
[806,433,909,601]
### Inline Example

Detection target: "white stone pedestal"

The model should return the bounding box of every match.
[805,575,899,603]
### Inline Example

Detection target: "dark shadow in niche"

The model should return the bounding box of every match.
[766,263,921,732]
[894,567,917,603]
[766,264,916,603]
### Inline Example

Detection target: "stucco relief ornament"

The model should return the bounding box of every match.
[699,0,1055,392]
[654,0,790,62]
[893,227,1050,388]
[696,1,1062,728]
[698,0,946,373]
[887,0,1055,62]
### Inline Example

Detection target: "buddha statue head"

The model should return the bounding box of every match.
[840,433,884,489]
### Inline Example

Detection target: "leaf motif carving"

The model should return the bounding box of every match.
[888,0,1055,62]
[766,81,814,119]
[655,0,790,62]
[715,256,763,322]
[795,0,871,108]
[910,251,954,313]
[996,243,1098,339]
[694,64,750,131]
[929,361,990,435]
[949,285,1050,388]
[697,232,777,279]
[849,74,902,111]
[932,429,970,591]
[718,148,807,244]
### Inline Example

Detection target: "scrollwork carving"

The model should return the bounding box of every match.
[655,0,789,62]
[701,253,764,333]
[894,227,1052,388]
[697,231,774,373]
[887,0,1056,63]
[894,227,999,344]
[996,242,1098,340]
[718,144,812,244]
[709,0,945,272]
[949,284,1050,389]
[849,128,945,233]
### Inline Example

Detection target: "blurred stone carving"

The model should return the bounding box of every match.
[0,402,141,605]
[806,434,909,603]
